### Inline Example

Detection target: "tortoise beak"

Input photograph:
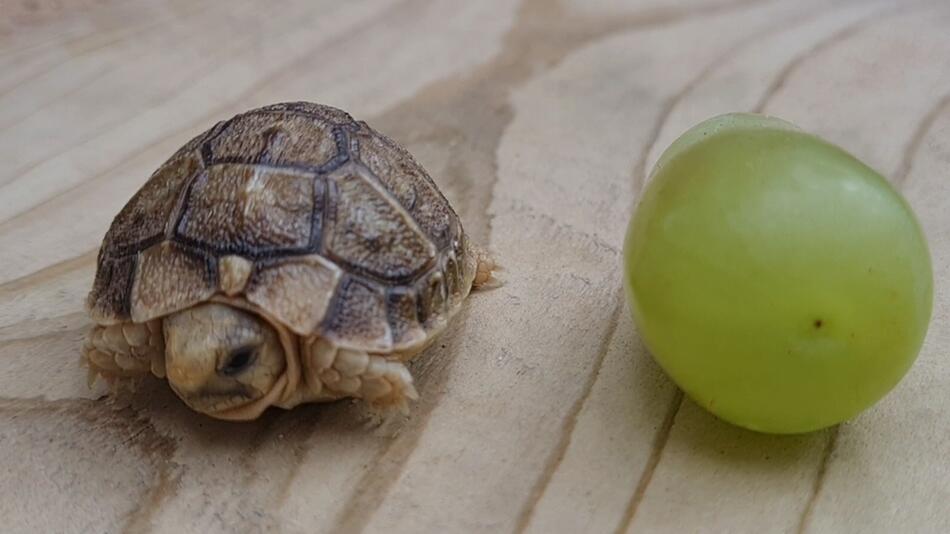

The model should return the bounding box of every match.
[198,374,290,421]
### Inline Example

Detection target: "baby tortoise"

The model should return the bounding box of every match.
[83,102,494,420]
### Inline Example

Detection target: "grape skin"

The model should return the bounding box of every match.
[624,113,933,434]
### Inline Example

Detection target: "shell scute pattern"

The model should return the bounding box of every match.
[202,110,346,172]
[87,255,138,324]
[130,242,216,322]
[104,151,203,255]
[244,256,342,335]
[89,102,470,352]
[321,276,393,352]
[385,287,426,350]
[349,123,458,251]
[175,165,317,256]
[324,169,435,281]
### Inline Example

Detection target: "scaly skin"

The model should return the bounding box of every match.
[82,320,164,389]
[83,253,496,420]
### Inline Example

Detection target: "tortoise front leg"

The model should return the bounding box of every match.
[82,320,165,387]
[472,245,497,289]
[302,338,419,414]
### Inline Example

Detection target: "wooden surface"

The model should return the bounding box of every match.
[1,0,948,532]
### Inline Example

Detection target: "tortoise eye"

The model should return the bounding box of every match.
[221,346,256,376]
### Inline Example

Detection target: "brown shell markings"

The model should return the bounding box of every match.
[87,102,473,353]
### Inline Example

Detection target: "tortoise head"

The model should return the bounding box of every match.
[163,303,288,419]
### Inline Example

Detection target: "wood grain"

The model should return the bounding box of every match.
[1,1,947,533]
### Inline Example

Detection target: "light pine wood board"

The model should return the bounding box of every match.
[0,0,947,533]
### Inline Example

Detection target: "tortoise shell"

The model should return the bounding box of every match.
[87,102,477,353]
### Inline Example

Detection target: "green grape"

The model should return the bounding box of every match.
[624,113,933,434]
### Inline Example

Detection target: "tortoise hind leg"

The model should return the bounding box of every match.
[83,320,165,389]
[304,339,419,414]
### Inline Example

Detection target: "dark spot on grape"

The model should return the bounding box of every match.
[814,319,823,329]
